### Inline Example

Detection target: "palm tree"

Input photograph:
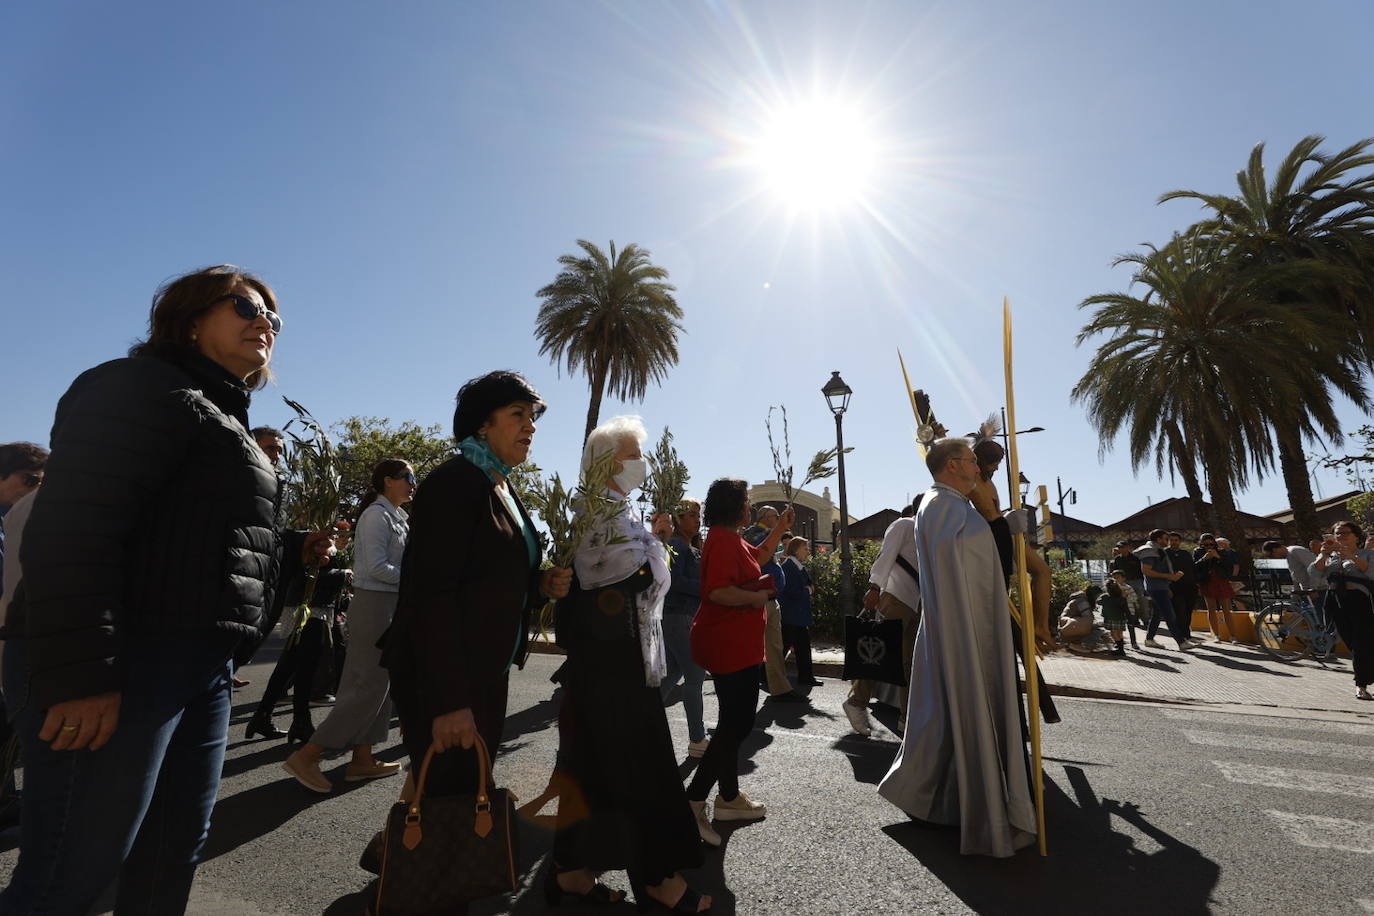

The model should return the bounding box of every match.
[1160,136,1374,537]
[535,240,685,442]
[1073,232,1328,563]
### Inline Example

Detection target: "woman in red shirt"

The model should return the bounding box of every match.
[687,479,792,845]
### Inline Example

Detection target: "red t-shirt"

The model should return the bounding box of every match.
[690,526,766,675]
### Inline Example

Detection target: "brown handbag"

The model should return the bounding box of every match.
[371,736,518,915]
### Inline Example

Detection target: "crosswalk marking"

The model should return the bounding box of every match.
[1163,708,1374,737]
[1212,761,1374,800]
[1182,729,1369,760]
[1264,810,1374,854]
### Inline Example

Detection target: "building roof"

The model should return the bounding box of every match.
[849,508,902,540]
[1264,489,1364,526]
[1103,496,1280,537]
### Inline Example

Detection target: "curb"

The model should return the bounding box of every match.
[527,640,1185,707]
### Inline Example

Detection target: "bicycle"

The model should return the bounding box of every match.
[1253,590,1341,662]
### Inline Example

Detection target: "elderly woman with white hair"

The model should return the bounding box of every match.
[549,416,710,914]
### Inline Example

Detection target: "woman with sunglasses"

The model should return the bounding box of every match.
[285,459,416,791]
[1312,521,1374,701]
[0,265,331,913]
[1193,534,1237,642]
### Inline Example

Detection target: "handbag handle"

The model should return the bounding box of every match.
[402,734,496,851]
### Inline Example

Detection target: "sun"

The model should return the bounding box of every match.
[745,97,881,211]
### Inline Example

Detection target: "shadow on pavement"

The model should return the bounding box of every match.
[882,764,1220,915]
[1190,647,1300,677]
[832,735,901,785]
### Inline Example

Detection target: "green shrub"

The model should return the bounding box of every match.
[805,542,880,641]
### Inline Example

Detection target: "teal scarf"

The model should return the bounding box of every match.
[457,435,515,482]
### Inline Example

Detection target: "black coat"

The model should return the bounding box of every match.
[7,351,288,709]
[382,455,543,720]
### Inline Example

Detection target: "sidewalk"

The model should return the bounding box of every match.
[530,633,1370,715]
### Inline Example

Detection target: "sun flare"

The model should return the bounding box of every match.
[745,97,881,211]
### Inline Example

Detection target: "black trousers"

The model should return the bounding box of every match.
[1146,591,1190,644]
[396,675,509,797]
[781,624,813,683]
[686,667,759,802]
[1325,589,1374,689]
[1171,584,1199,638]
[253,618,327,726]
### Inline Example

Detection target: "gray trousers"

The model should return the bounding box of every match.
[309,587,396,750]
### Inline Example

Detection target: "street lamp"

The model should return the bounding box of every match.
[1056,476,1077,561]
[822,371,855,616]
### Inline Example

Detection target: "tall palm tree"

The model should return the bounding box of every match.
[535,240,684,442]
[1161,136,1374,537]
[1073,233,1327,562]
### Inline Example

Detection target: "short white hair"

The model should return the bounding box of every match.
[582,415,647,473]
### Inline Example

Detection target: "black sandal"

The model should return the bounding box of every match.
[633,881,711,914]
[543,867,626,906]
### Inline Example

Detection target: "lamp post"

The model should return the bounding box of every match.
[822,371,854,615]
[1056,476,1077,561]
[996,406,1044,497]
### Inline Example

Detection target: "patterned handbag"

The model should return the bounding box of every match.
[371,736,518,915]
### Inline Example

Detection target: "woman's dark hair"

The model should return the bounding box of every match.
[129,265,279,390]
[1104,578,1122,599]
[453,371,546,441]
[1334,520,1366,542]
[703,478,750,528]
[0,442,48,478]
[358,458,411,515]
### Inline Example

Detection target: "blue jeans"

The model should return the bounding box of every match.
[1145,589,1189,644]
[1,632,236,915]
[659,613,706,742]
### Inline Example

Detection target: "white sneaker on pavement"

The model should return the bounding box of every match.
[842,700,873,737]
[713,791,767,821]
[1144,639,1164,649]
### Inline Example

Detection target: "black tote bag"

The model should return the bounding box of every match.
[841,613,907,686]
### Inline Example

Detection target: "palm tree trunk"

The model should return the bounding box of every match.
[1166,423,1207,531]
[1199,436,1250,576]
[1273,417,1320,541]
[583,359,609,444]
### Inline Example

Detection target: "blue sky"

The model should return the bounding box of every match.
[4,0,1373,528]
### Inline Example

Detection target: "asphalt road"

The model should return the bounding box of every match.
[2,644,1372,915]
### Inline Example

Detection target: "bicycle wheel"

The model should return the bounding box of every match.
[1254,602,1307,662]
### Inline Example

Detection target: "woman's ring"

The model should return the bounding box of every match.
[61,725,79,732]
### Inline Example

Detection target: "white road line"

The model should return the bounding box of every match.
[666,714,901,745]
[1213,761,1374,800]
[1182,729,1369,759]
[1163,708,1374,736]
[1263,810,1374,854]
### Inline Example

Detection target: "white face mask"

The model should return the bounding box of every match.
[612,458,648,494]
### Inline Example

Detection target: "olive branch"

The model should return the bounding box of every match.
[766,404,851,509]
[280,397,345,647]
[643,426,690,519]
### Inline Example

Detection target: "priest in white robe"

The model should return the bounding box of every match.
[878,437,1037,858]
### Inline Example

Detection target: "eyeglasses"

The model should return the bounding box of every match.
[22,473,42,488]
[393,472,417,484]
[219,294,282,334]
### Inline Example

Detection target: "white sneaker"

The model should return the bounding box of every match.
[1187,638,1206,649]
[1177,640,1194,651]
[1144,639,1164,649]
[687,737,709,759]
[688,799,721,846]
[842,700,873,737]
[713,791,767,822]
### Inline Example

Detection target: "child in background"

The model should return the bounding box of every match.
[1110,569,1142,649]
[1099,578,1131,657]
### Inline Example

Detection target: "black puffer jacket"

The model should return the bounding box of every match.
[7,350,285,709]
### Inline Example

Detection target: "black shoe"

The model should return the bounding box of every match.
[543,866,625,907]
[246,715,286,740]
[769,691,806,703]
[0,795,21,832]
[1111,646,1125,657]
[800,678,824,687]
[287,719,314,744]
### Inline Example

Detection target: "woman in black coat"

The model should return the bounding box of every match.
[0,265,325,914]
[382,372,570,799]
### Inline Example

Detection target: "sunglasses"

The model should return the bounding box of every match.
[220,294,282,334]
[392,472,417,484]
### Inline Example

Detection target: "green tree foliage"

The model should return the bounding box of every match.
[805,542,879,640]
[332,416,455,520]
[1345,491,1374,531]
[1161,136,1374,537]
[535,240,685,442]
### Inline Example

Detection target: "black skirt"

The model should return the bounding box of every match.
[553,632,703,885]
